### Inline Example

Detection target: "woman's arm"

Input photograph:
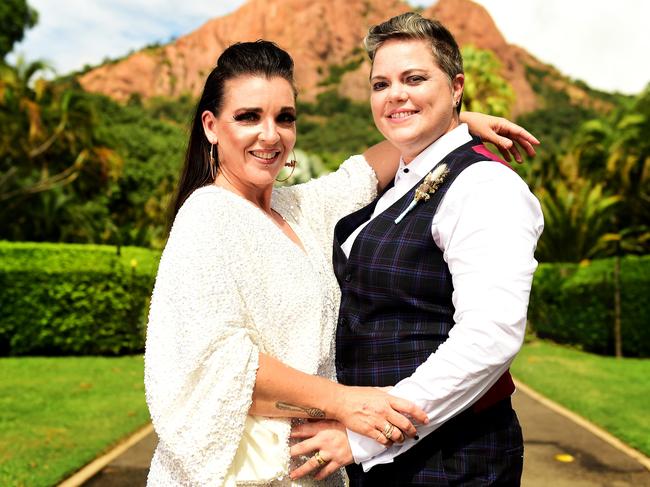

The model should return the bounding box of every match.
[363,141,401,191]
[249,353,427,446]
[460,111,540,162]
[363,112,539,191]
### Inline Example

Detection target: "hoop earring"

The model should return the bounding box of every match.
[209,143,217,181]
[276,150,297,182]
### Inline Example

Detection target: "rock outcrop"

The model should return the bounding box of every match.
[79,0,540,115]
[426,0,537,114]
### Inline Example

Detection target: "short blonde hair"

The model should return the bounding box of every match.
[364,12,464,84]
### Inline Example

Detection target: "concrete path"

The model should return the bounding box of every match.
[513,388,649,487]
[79,432,154,487]
[78,387,650,487]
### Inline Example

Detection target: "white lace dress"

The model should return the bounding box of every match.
[144,156,377,486]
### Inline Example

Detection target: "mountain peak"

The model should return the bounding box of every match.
[79,0,537,114]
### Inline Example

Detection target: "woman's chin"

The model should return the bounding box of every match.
[382,125,422,146]
[385,133,424,152]
[259,176,279,187]
[239,170,278,188]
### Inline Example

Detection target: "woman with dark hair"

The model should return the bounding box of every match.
[144,40,538,486]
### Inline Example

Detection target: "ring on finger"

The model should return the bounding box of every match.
[376,431,385,442]
[382,422,395,439]
[393,426,405,442]
[313,450,327,466]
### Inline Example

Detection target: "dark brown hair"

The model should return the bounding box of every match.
[170,40,296,220]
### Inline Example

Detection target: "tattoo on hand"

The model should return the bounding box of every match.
[275,401,326,418]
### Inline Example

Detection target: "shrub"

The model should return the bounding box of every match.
[0,242,160,355]
[528,255,650,357]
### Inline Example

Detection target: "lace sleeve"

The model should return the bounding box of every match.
[144,192,259,486]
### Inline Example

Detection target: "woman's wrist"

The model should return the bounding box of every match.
[458,111,482,133]
[320,381,346,421]
[270,377,343,420]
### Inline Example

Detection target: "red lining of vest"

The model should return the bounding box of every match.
[472,144,513,170]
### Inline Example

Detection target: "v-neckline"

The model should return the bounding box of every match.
[207,186,307,256]
[270,208,307,255]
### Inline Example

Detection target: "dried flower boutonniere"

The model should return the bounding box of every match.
[394,163,450,224]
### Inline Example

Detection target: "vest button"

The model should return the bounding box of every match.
[344,273,352,282]
[339,317,347,327]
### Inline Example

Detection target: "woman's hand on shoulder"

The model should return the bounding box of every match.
[460,111,540,163]
[329,385,427,445]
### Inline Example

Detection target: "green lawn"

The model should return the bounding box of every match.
[512,340,650,456]
[2,344,648,485]
[0,356,150,487]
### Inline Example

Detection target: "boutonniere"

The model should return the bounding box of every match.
[394,164,450,224]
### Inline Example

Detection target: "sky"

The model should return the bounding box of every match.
[9,0,650,95]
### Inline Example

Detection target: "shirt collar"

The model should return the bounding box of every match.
[394,123,472,187]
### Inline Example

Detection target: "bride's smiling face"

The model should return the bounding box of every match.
[203,75,297,190]
[369,38,464,163]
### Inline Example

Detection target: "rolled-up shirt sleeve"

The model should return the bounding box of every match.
[350,161,544,470]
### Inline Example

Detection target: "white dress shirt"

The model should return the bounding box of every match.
[342,124,544,471]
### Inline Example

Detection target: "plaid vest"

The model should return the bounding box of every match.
[334,138,514,411]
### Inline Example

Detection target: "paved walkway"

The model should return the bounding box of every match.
[513,389,648,487]
[79,387,650,487]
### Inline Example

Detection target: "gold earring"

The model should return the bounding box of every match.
[276,150,297,182]
[209,143,217,180]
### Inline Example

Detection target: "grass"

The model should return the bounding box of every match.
[0,356,150,487]
[2,342,647,485]
[512,340,650,456]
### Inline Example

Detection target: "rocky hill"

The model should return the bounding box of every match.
[77,0,587,116]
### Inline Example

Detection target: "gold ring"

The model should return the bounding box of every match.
[382,422,395,439]
[376,432,384,442]
[313,450,327,466]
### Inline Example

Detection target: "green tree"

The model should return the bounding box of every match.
[535,178,620,262]
[0,0,38,60]
[296,90,383,171]
[92,94,187,248]
[461,45,514,118]
[0,58,126,242]
[0,59,116,204]
[517,83,649,261]
[563,88,650,253]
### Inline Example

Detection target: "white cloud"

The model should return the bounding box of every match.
[9,0,650,94]
[9,0,247,75]
[456,0,650,94]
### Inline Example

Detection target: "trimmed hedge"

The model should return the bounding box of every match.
[528,255,650,357]
[3,243,647,357]
[0,242,161,356]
